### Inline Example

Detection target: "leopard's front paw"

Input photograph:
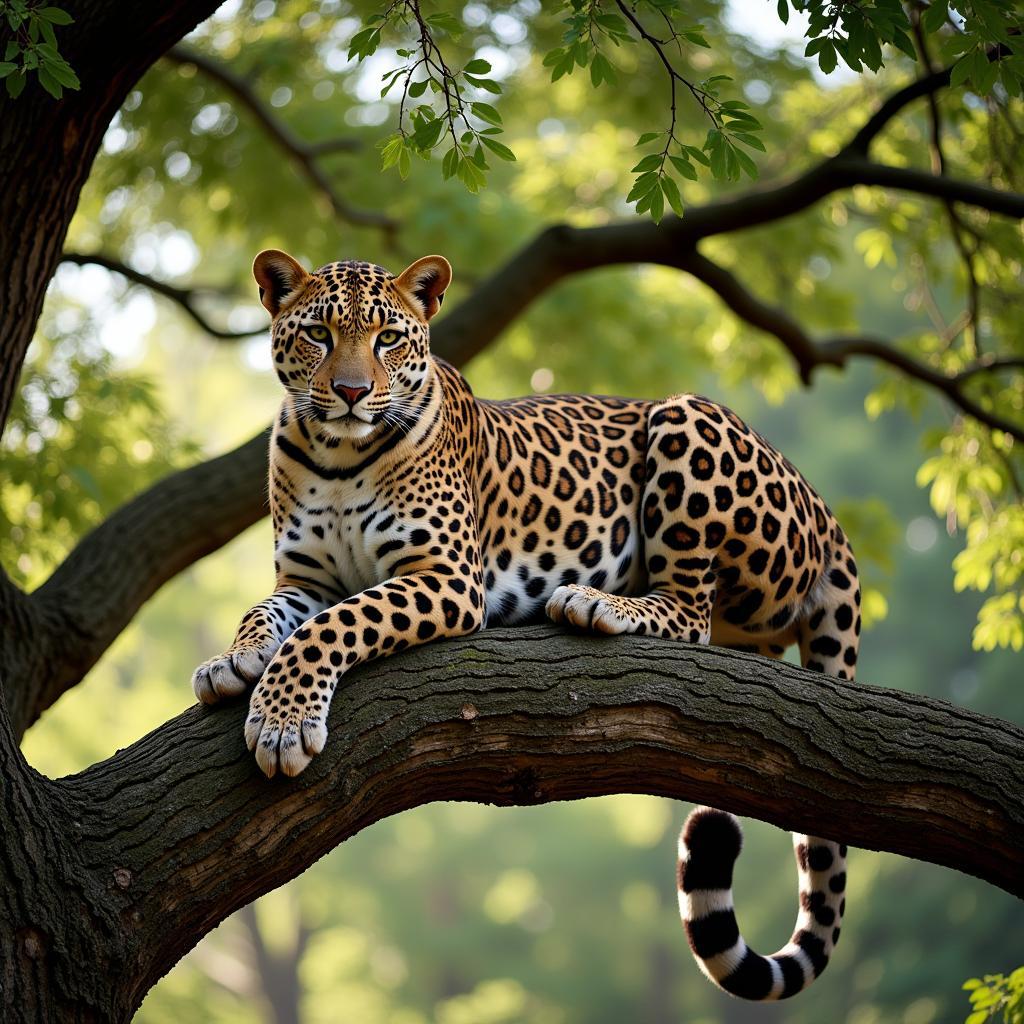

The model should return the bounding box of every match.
[244,679,329,779]
[192,644,277,705]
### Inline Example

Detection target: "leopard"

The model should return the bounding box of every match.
[191,247,860,1002]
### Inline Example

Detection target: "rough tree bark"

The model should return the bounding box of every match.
[1,626,1021,1021]
[0,0,224,432]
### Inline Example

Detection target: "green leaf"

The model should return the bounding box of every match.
[457,155,487,193]
[626,172,659,202]
[464,74,501,94]
[379,134,404,171]
[648,184,665,223]
[0,62,16,79]
[631,154,662,173]
[398,145,411,180]
[590,52,616,87]
[950,53,973,89]
[777,0,789,25]
[464,58,492,75]
[635,131,662,146]
[408,78,428,98]
[347,26,381,60]
[921,1,948,33]
[471,101,502,126]
[36,6,73,24]
[668,154,698,180]
[37,66,62,99]
[595,13,630,36]
[972,49,997,93]
[818,40,838,75]
[6,71,26,98]
[425,11,463,37]
[732,131,766,152]
[481,136,516,161]
[660,175,684,217]
[732,143,759,179]
[411,116,444,151]
[890,27,918,61]
[441,147,460,180]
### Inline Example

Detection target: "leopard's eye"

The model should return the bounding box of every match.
[377,329,404,347]
[305,325,331,343]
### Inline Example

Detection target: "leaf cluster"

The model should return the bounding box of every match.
[0,0,78,98]
[963,968,1024,1024]
[0,311,196,588]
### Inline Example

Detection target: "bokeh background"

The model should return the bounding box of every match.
[6,0,1023,1021]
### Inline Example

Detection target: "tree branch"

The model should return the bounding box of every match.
[834,157,1024,219]
[164,46,398,238]
[841,43,1011,157]
[3,429,271,740]
[60,252,263,340]
[677,250,1024,441]
[25,625,1023,1018]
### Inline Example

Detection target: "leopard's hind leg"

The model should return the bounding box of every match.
[546,400,719,642]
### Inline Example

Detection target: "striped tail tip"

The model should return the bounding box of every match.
[677,807,847,1001]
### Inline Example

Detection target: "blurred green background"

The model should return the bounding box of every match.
[6,0,1023,1021]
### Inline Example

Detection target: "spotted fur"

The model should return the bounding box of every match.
[192,248,861,1000]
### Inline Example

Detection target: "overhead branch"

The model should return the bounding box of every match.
[678,249,1024,442]
[841,43,1010,157]
[834,158,1024,218]
[16,625,1022,1019]
[60,252,263,340]
[3,429,271,740]
[954,355,1024,383]
[165,46,398,237]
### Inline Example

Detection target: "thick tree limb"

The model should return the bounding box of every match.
[61,252,263,340]
[6,625,1021,1020]
[3,429,271,740]
[164,46,398,237]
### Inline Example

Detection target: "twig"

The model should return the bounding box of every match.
[60,252,264,340]
[165,46,399,238]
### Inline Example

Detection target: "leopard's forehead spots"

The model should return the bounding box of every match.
[290,260,419,333]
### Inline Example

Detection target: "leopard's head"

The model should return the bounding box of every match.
[253,249,450,440]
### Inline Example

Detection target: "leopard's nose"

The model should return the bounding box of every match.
[331,380,372,405]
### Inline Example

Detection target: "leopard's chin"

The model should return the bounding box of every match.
[320,416,378,441]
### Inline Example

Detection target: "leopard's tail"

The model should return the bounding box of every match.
[677,807,847,1000]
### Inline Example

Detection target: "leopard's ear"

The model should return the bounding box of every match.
[394,255,451,321]
[253,249,312,316]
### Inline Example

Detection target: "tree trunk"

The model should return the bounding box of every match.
[0,0,224,433]
[1,625,1021,1022]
